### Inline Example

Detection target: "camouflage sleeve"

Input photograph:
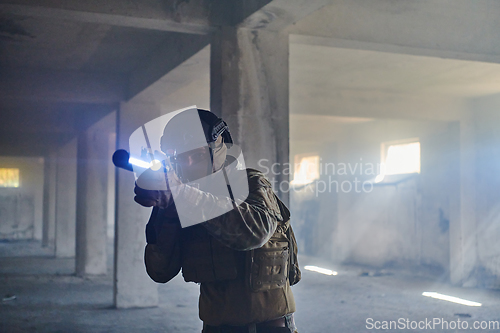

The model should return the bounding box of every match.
[202,185,283,251]
[171,172,283,251]
[144,208,182,283]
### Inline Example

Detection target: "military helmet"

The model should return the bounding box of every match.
[160,109,232,156]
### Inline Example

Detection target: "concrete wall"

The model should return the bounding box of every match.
[289,115,346,256]
[291,115,458,276]
[335,120,455,271]
[470,94,500,288]
[55,138,77,258]
[0,156,44,240]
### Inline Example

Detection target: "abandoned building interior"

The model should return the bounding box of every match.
[2,0,500,332]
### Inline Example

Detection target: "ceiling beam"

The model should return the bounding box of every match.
[0,1,213,34]
[0,68,125,104]
[0,132,76,157]
[0,101,115,156]
[240,0,332,31]
[127,33,210,100]
[291,89,466,122]
[290,35,500,65]
[0,0,278,34]
[0,100,115,134]
[0,110,75,134]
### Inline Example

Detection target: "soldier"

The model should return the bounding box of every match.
[133,109,300,333]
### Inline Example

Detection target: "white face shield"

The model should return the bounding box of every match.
[127,105,249,228]
[128,106,202,182]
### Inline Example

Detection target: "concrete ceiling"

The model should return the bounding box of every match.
[287,0,500,120]
[0,0,332,156]
[289,0,500,63]
[289,40,500,122]
[0,2,214,156]
[291,43,500,100]
[0,14,209,154]
[147,28,500,121]
[3,0,500,156]
[1,20,176,74]
[146,38,500,119]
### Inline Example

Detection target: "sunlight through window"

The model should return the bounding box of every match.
[376,140,420,183]
[0,168,20,188]
[291,155,320,185]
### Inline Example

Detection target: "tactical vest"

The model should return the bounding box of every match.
[180,169,301,291]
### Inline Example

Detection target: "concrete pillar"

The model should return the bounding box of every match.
[465,95,500,287]
[450,112,477,286]
[107,132,116,239]
[33,157,45,241]
[210,27,290,204]
[448,121,461,285]
[42,151,57,248]
[75,113,114,276]
[55,138,77,258]
[114,101,159,308]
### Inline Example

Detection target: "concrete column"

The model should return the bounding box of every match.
[75,113,114,276]
[33,157,45,241]
[55,138,77,258]
[210,27,290,204]
[466,95,500,288]
[448,121,462,285]
[114,101,159,308]
[42,151,57,248]
[107,132,116,240]
[450,112,477,286]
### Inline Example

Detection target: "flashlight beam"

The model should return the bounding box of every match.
[129,157,151,169]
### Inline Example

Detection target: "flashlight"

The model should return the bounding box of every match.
[112,149,134,172]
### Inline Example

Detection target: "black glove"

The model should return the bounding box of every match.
[134,185,173,209]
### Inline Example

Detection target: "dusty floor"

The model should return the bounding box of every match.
[1,240,500,332]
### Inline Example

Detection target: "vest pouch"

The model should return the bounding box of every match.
[181,229,239,283]
[274,195,301,286]
[248,239,289,292]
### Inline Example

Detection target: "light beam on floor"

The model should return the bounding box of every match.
[304,265,337,276]
[422,292,482,307]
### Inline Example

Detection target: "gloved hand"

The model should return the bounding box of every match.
[134,185,173,208]
[134,166,183,208]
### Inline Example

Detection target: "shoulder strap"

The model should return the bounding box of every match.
[272,194,301,286]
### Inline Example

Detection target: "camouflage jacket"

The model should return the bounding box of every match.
[144,168,296,325]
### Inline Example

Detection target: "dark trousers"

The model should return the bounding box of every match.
[202,314,298,333]
[202,327,293,333]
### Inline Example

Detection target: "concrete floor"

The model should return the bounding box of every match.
[1,240,500,332]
